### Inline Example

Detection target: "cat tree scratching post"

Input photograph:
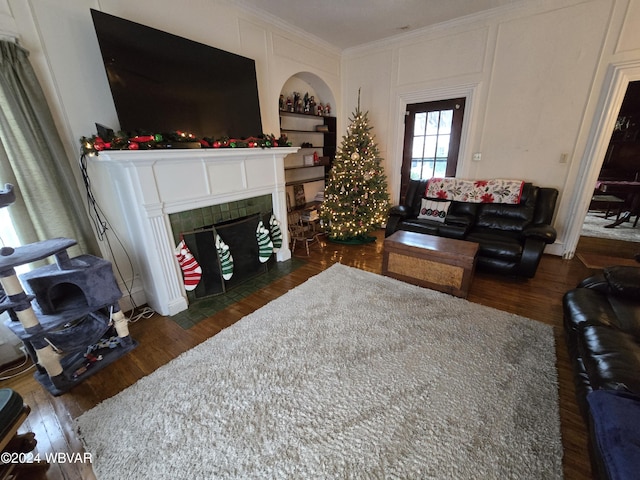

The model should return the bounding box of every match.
[0,184,137,395]
[0,267,63,377]
[0,237,138,395]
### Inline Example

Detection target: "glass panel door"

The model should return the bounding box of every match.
[401,98,465,202]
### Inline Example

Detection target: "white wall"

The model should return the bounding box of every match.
[1,0,639,307]
[8,0,342,143]
[342,0,640,257]
[3,0,341,311]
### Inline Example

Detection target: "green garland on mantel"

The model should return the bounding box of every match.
[80,130,292,156]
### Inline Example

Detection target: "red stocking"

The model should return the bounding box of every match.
[175,239,202,291]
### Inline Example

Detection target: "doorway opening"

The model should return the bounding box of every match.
[576,81,640,270]
[580,81,640,244]
[564,61,640,259]
[563,62,640,266]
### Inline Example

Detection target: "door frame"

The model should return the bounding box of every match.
[563,60,640,258]
[392,83,479,204]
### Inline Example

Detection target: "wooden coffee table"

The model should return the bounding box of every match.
[382,231,479,298]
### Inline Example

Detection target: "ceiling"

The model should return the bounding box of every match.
[232,0,525,50]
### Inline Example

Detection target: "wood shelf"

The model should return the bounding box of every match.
[279,110,334,119]
[281,107,336,201]
[284,165,325,171]
[286,176,325,186]
[290,201,322,212]
[281,128,326,134]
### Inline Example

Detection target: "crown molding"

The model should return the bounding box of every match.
[343,0,592,56]
[229,0,342,56]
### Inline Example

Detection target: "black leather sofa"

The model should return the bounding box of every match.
[563,266,640,479]
[385,180,558,277]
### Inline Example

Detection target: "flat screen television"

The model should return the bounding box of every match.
[90,9,263,140]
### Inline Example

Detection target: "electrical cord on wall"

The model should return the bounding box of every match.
[79,153,155,323]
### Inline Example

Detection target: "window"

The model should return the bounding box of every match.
[0,208,29,274]
[411,109,453,180]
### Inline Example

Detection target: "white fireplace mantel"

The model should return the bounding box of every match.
[92,147,298,316]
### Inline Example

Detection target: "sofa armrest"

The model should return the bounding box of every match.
[603,266,640,299]
[388,205,411,218]
[523,224,557,244]
[577,267,640,298]
[385,206,409,237]
[577,273,609,291]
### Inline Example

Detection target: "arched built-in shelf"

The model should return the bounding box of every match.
[279,72,336,209]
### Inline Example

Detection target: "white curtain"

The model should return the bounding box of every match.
[0,40,97,257]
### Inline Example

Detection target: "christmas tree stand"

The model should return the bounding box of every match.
[0,235,137,396]
[328,235,377,245]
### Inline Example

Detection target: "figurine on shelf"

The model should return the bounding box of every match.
[293,92,301,113]
[286,96,293,112]
[325,103,331,116]
[279,94,285,111]
[309,96,316,115]
[317,103,324,116]
[303,92,310,113]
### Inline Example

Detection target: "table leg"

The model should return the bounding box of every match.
[603,192,640,228]
[604,211,632,228]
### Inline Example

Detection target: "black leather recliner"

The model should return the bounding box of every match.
[385,180,558,278]
[563,266,640,480]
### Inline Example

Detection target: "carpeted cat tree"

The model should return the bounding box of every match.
[0,183,137,395]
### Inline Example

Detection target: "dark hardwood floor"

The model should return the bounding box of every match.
[2,230,638,479]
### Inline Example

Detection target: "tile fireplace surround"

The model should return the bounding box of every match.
[92,147,298,316]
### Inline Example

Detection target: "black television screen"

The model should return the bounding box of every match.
[90,9,263,139]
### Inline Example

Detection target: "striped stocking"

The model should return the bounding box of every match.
[256,220,273,263]
[216,235,234,280]
[174,240,201,291]
[269,214,283,251]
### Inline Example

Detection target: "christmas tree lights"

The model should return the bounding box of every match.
[321,96,390,242]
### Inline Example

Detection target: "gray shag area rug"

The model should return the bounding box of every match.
[76,263,563,480]
[582,211,639,242]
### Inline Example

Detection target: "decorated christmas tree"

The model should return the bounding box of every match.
[321,96,390,242]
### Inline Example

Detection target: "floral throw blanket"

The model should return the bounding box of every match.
[425,178,525,204]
